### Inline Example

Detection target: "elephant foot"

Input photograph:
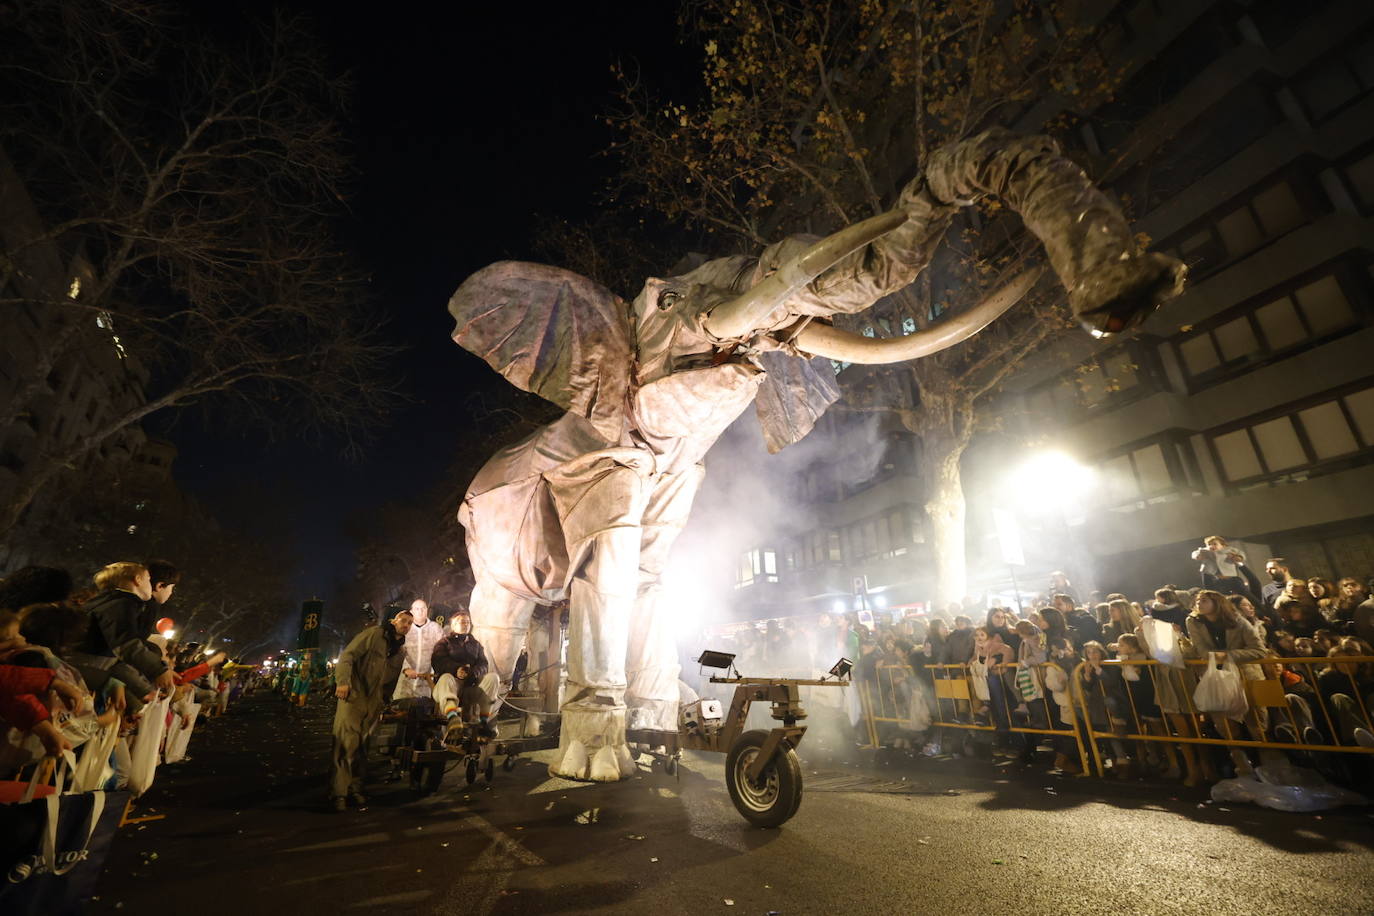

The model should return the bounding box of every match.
[549,702,636,782]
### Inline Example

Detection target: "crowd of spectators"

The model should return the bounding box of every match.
[712,542,1374,791]
[0,560,255,794]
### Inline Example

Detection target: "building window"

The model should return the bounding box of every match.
[1172,264,1366,390]
[1206,380,1374,489]
[1163,174,1319,280]
[1291,29,1374,124]
[1099,433,1203,512]
[1025,340,1160,420]
[1339,145,1374,214]
[735,547,778,589]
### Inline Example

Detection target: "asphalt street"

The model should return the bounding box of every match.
[90,693,1374,916]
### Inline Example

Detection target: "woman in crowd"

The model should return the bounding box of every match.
[1307,577,1338,621]
[1079,639,1133,777]
[1182,590,1268,779]
[1331,578,1368,631]
[1229,593,1267,643]
[1102,599,1142,646]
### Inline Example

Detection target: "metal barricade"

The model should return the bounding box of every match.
[1072,655,1374,778]
[857,660,1091,774]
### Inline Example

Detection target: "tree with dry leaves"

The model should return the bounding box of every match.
[598,0,1133,602]
[0,1,395,543]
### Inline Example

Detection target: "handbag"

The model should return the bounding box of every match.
[0,751,127,915]
[1015,664,1042,701]
[1193,652,1248,721]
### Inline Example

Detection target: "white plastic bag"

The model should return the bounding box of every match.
[163,703,200,764]
[1141,617,1181,668]
[70,719,120,793]
[1211,764,1369,812]
[1193,653,1247,721]
[966,660,991,701]
[904,680,932,731]
[126,693,170,797]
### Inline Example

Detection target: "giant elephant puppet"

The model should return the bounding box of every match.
[448,128,1186,782]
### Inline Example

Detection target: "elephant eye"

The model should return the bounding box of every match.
[657,289,680,311]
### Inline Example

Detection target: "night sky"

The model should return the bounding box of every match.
[162,3,699,600]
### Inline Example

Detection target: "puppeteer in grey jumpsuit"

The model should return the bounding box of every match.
[330,626,406,800]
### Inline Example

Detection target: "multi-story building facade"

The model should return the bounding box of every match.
[713,0,1374,623]
[0,145,153,571]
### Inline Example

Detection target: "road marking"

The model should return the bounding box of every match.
[462,813,546,866]
[527,776,594,794]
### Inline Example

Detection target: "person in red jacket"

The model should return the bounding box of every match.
[0,621,86,761]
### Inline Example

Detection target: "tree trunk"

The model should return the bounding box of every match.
[920,429,970,610]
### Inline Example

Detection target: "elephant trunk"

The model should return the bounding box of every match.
[703,209,910,341]
[789,267,1043,364]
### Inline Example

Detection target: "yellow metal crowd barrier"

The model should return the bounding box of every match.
[856,654,1374,781]
[858,660,1092,775]
[1072,654,1374,778]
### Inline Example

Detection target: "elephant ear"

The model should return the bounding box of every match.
[449,261,633,440]
[753,349,842,454]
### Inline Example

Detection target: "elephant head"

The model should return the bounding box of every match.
[449,129,1185,453]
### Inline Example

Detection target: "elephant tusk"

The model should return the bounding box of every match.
[789,267,1044,364]
[703,208,910,341]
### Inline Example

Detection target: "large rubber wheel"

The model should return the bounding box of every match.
[484,757,495,782]
[725,730,803,828]
[465,757,478,785]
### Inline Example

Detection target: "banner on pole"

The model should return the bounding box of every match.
[298,599,323,650]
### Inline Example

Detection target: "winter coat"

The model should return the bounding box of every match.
[431,633,489,687]
[1065,609,1103,647]
[76,589,168,682]
[0,663,57,731]
[942,628,976,669]
[392,619,445,700]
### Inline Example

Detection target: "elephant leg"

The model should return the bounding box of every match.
[546,450,653,782]
[626,464,705,733]
[469,576,537,712]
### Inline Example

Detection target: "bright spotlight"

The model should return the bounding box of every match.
[832,600,846,615]
[1008,450,1097,513]
[874,594,888,609]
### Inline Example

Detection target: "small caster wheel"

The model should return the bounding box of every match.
[502,755,517,772]
[664,757,678,777]
[465,757,478,785]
